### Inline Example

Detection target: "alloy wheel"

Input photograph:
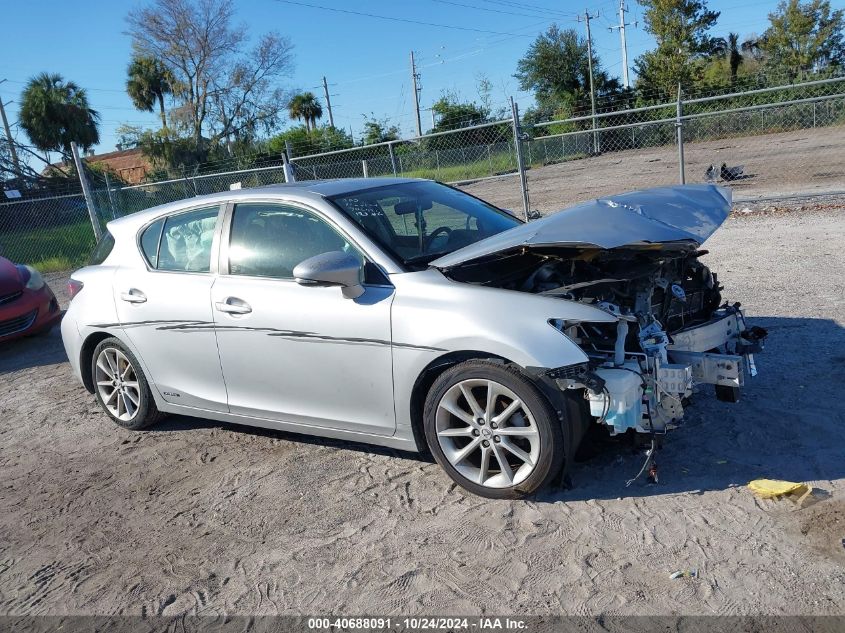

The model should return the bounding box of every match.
[95,347,141,422]
[435,378,541,488]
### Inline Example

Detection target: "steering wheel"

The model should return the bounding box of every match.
[425,226,453,250]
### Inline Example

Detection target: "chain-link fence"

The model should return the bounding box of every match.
[2,76,843,273]
[0,192,99,272]
[513,76,845,211]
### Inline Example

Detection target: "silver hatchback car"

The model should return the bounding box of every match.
[62,178,764,498]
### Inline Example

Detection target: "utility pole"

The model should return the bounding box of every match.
[0,79,21,178]
[410,51,422,137]
[578,10,600,154]
[609,1,636,89]
[321,76,335,128]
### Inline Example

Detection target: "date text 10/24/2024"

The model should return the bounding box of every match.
[307,617,530,631]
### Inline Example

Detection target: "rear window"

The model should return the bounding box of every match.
[89,231,115,265]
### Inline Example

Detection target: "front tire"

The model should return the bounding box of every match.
[424,360,565,499]
[91,337,164,430]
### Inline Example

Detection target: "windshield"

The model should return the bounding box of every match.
[328,181,521,268]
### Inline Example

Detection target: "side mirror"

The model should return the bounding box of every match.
[293,251,364,299]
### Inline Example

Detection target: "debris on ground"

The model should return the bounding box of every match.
[670,569,699,579]
[748,479,812,505]
[721,163,745,181]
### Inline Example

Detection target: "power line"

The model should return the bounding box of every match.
[430,0,572,20]
[273,0,540,36]
[479,0,577,17]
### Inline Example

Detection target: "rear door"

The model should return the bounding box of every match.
[211,200,396,434]
[113,204,228,412]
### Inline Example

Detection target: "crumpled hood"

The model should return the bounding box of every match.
[0,256,24,296]
[431,184,732,269]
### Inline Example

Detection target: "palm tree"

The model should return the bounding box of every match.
[288,92,322,133]
[126,56,173,129]
[713,33,744,86]
[19,72,100,160]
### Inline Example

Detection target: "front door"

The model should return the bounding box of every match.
[113,205,228,412]
[211,201,396,435]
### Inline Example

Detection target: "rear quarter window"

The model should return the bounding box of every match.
[140,218,165,267]
[89,231,115,265]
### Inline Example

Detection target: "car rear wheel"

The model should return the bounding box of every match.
[92,337,164,430]
[424,360,565,499]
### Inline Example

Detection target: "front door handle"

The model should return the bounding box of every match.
[120,289,147,303]
[215,297,252,315]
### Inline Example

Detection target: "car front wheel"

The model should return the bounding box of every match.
[92,337,164,430]
[424,360,565,499]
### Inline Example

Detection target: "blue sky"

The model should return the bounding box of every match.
[0,0,821,155]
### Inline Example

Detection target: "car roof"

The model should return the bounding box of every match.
[106,177,425,232]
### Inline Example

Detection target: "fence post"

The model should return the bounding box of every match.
[510,97,531,221]
[281,151,296,183]
[70,141,103,241]
[676,83,686,185]
[362,159,369,178]
[388,142,398,176]
[103,171,117,219]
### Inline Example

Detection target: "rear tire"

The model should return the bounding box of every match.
[424,360,565,499]
[91,337,164,430]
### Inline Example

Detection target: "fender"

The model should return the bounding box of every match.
[389,269,617,434]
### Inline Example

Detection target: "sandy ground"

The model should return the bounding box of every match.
[1,208,844,617]
[463,126,845,212]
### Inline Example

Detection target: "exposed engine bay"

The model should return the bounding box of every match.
[443,243,768,437]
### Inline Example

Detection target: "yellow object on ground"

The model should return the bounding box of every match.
[748,479,811,500]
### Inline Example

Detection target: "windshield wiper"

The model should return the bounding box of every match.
[403,251,451,266]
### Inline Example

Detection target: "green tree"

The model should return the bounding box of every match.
[19,72,100,159]
[267,124,352,157]
[761,0,845,79]
[362,116,400,145]
[127,0,294,151]
[423,93,509,150]
[634,0,721,97]
[288,92,323,133]
[515,25,620,117]
[126,56,173,129]
[713,32,743,86]
[430,93,490,132]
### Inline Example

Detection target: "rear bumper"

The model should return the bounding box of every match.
[0,284,62,343]
[60,308,84,385]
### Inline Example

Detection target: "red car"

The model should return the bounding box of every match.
[0,256,62,342]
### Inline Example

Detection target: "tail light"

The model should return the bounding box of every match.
[67,279,84,301]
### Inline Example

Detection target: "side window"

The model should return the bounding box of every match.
[139,218,164,268]
[228,203,360,279]
[157,207,219,272]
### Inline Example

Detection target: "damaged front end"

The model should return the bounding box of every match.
[433,184,767,438]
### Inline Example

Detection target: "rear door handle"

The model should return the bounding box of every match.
[215,297,252,315]
[120,289,147,303]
